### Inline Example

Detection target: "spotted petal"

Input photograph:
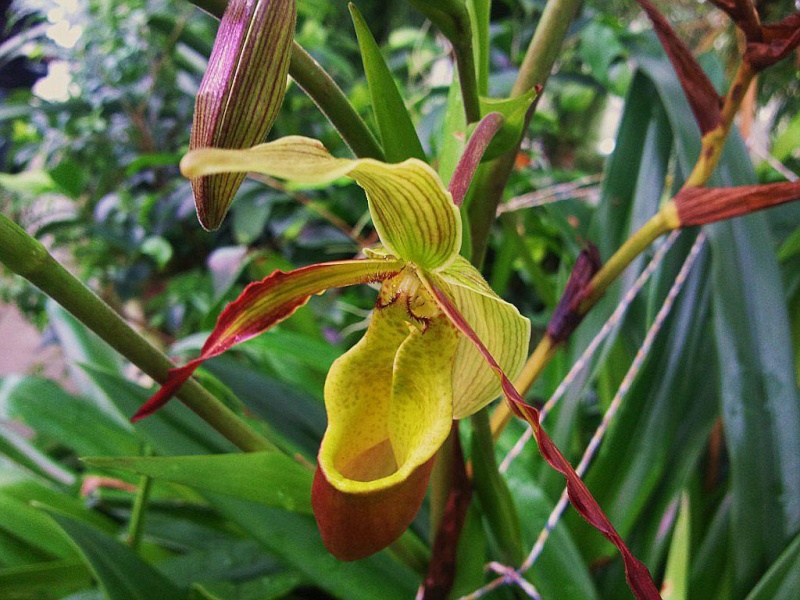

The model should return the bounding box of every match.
[313,292,459,559]
[436,256,530,418]
[132,258,403,421]
[181,136,462,270]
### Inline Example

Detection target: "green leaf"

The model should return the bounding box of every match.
[476,87,538,161]
[80,365,236,456]
[0,375,140,458]
[0,170,59,196]
[777,225,800,261]
[506,477,600,600]
[84,453,312,513]
[662,494,690,600]
[0,493,77,559]
[46,301,127,418]
[466,0,490,94]
[206,495,419,600]
[348,3,426,163]
[744,530,800,600]
[45,510,186,600]
[0,559,93,600]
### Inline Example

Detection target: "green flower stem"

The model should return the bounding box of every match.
[579,208,676,311]
[683,61,755,188]
[464,1,582,547]
[186,0,384,161]
[289,43,386,160]
[429,427,455,536]
[126,446,153,550]
[467,0,583,264]
[0,214,274,453]
[454,36,482,124]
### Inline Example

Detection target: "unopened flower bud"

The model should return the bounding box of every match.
[190,0,296,230]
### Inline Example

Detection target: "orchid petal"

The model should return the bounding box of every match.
[181,136,462,270]
[313,294,458,559]
[423,277,662,600]
[132,258,403,421]
[435,257,530,418]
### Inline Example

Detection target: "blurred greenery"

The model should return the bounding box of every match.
[1,0,799,598]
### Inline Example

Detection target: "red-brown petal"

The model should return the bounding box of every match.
[311,457,435,561]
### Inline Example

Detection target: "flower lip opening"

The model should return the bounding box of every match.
[336,439,398,482]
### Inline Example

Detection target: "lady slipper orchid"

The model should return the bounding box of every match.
[133,134,531,559]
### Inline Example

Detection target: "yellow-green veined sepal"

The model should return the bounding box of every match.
[181,136,462,270]
[191,0,297,230]
[425,257,530,418]
[312,293,458,559]
[132,257,403,421]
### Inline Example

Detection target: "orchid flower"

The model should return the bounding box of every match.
[133,130,531,558]
[131,124,666,597]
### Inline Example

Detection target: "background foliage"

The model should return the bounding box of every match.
[0,0,799,598]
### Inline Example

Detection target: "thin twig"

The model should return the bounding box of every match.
[498,174,604,214]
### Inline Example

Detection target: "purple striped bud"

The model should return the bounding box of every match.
[190,0,296,230]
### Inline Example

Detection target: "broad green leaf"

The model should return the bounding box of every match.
[777,225,800,261]
[772,110,800,162]
[744,530,800,600]
[45,511,186,600]
[0,170,59,196]
[0,421,76,486]
[438,72,467,186]
[46,301,127,419]
[206,495,419,600]
[438,256,531,417]
[471,412,523,565]
[0,375,140,458]
[84,453,312,513]
[0,493,77,559]
[0,559,92,600]
[709,214,800,595]
[203,356,326,458]
[349,3,425,163]
[192,572,304,600]
[181,137,461,269]
[81,366,235,456]
[0,476,117,533]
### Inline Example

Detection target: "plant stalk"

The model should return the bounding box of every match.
[467,0,583,264]
[126,446,153,550]
[0,214,274,453]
